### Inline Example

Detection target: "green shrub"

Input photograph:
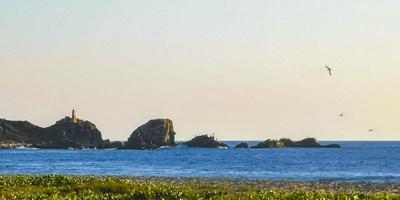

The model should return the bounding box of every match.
[0,175,398,200]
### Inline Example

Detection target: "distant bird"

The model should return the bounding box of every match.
[368,129,374,132]
[325,65,332,76]
[339,113,344,117]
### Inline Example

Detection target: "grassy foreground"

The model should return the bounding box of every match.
[0,175,399,200]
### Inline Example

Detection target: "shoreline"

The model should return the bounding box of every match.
[1,175,399,199]
[1,175,399,194]
[112,176,400,194]
[3,173,400,184]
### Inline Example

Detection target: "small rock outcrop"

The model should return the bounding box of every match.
[324,143,341,148]
[293,138,321,147]
[125,119,176,150]
[252,138,340,148]
[234,142,249,148]
[252,139,279,148]
[184,134,228,148]
[102,139,124,149]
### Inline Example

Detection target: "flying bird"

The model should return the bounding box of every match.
[368,129,374,132]
[325,65,332,76]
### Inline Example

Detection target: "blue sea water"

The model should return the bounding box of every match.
[1,141,400,182]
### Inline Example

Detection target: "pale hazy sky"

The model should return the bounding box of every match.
[1,1,400,141]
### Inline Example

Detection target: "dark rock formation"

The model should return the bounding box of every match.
[34,117,103,149]
[294,138,321,147]
[0,119,43,145]
[102,139,124,149]
[125,119,176,150]
[234,142,249,148]
[184,134,228,148]
[252,139,279,148]
[252,138,340,148]
[324,143,341,148]
[277,138,297,147]
[0,117,105,149]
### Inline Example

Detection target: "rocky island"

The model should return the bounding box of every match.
[252,138,340,148]
[184,134,228,148]
[234,142,249,148]
[124,119,176,150]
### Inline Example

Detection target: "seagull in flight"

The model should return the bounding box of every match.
[325,65,332,76]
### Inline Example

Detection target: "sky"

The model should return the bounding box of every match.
[1,0,400,141]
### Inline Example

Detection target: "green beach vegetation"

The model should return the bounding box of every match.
[0,175,399,200]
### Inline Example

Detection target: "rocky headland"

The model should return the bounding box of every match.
[34,117,104,149]
[0,119,42,148]
[0,115,178,150]
[0,117,105,149]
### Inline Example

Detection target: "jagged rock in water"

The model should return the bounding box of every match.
[102,139,124,149]
[252,139,278,148]
[234,142,249,148]
[252,138,340,148]
[184,134,228,148]
[277,138,297,147]
[324,143,341,148]
[294,138,321,147]
[290,138,340,148]
[125,119,176,150]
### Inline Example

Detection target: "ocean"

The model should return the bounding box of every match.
[1,141,399,182]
